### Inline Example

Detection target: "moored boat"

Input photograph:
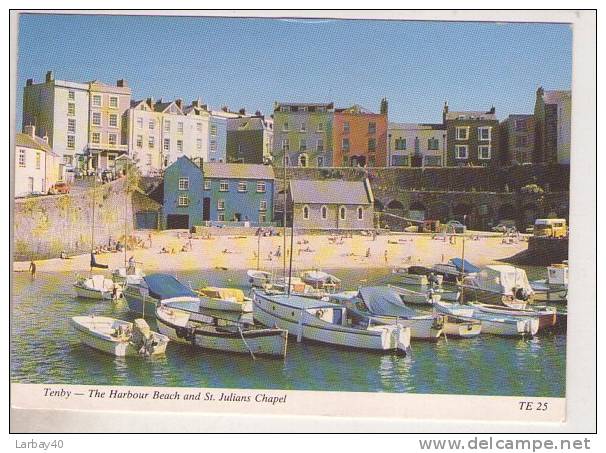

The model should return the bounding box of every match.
[247,269,272,288]
[112,266,145,285]
[468,310,539,337]
[70,316,169,357]
[530,263,568,303]
[468,302,557,331]
[432,258,479,283]
[461,264,534,309]
[442,315,482,338]
[74,274,117,300]
[387,284,441,305]
[196,287,253,312]
[392,266,443,287]
[300,270,341,290]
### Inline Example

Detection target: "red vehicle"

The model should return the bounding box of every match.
[48,182,71,195]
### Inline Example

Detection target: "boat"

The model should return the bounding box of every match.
[468,302,557,331]
[156,302,287,358]
[70,316,169,357]
[196,287,253,312]
[433,301,475,318]
[530,263,568,303]
[252,290,411,353]
[467,310,539,337]
[387,284,441,305]
[329,287,443,341]
[441,315,482,338]
[392,265,442,286]
[122,273,200,317]
[300,270,341,290]
[432,258,479,283]
[247,269,272,288]
[74,273,117,300]
[112,265,145,285]
[461,265,534,308]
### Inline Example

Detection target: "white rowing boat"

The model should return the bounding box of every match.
[196,287,253,312]
[74,274,117,300]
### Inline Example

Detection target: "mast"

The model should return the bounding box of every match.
[283,156,287,279]
[124,160,128,269]
[90,160,95,275]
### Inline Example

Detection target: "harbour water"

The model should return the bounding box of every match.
[11,267,566,397]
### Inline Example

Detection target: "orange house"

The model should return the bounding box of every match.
[333,101,388,167]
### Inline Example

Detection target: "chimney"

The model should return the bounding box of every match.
[157,97,163,104]
[221,106,229,112]
[380,97,388,115]
[117,79,128,87]
[45,71,54,83]
[255,110,262,117]
[191,99,199,108]
[175,98,183,109]
[24,125,36,138]
[238,108,246,115]
[443,101,449,124]
[26,78,33,86]
[146,97,154,108]
[488,106,496,114]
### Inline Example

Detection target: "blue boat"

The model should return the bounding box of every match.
[432,258,479,283]
[122,273,200,318]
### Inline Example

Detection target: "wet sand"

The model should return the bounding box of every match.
[13,230,528,275]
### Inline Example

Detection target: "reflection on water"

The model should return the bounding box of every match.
[11,267,565,397]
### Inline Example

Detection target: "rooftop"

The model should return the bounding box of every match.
[227,117,265,131]
[289,179,373,205]
[444,110,497,121]
[203,162,275,180]
[15,132,55,154]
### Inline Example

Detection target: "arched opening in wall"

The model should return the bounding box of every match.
[522,203,537,228]
[429,202,450,222]
[386,200,404,211]
[374,200,384,212]
[350,155,366,167]
[497,203,517,223]
[408,201,427,221]
[452,203,474,227]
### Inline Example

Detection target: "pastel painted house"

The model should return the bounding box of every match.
[162,155,204,229]
[202,163,275,226]
[14,125,61,196]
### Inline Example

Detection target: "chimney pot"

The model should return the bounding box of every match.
[146,97,154,108]
[26,78,33,86]
[45,71,54,82]
[24,125,36,138]
[175,98,183,109]
[117,79,127,87]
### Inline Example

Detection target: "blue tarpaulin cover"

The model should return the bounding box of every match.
[358,286,418,318]
[450,258,480,274]
[143,274,197,300]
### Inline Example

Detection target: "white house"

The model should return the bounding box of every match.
[15,125,60,197]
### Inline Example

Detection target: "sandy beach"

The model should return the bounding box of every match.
[13,230,528,275]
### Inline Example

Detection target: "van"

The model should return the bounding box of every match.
[534,218,567,238]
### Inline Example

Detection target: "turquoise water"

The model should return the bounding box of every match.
[11,267,566,397]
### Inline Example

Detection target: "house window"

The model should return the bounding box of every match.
[478,127,491,141]
[391,155,409,166]
[219,181,229,192]
[178,195,189,207]
[67,135,75,149]
[368,122,376,134]
[108,134,117,146]
[424,156,442,167]
[321,205,327,220]
[316,138,324,152]
[259,213,267,223]
[282,122,289,132]
[148,136,155,148]
[368,138,376,152]
[35,152,41,170]
[137,118,143,128]
[478,145,491,160]
[164,120,171,132]
[210,140,217,151]
[92,95,102,107]
[68,90,75,100]
[342,138,350,152]
[299,139,307,151]
[68,103,75,116]
[339,206,346,220]
[238,181,247,192]
[108,153,117,168]
[317,156,324,167]
[217,200,225,210]
[136,135,143,148]
[109,96,118,108]
[357,206,363,220]
[196,122,202,132]
[196,138,202,150]
[456,127,469,140]
[298,153,308,167]
[163,138,170,151]
[281,139,289,151]
[177,122,184,133]
[92,132,100,144]
[148,120,155,130]
[300,123,307,132]
[343,121,350,133]
[218,213,225,221]
[256,181,266,193]
[68,119,76,133]
[18,150,25,167]
[395,138,406,150]
[146,154,152,166]
[317,122,324,132]
[177,140,183,152]
[427,138,440,150]
[455,145,468,159]
[109,114,118,128]
[178,177,189,190]
[303,205,310,220]
[259,200,267,211]
[92,112,101,126]
[210,124,217,136]
[204,180,211,190]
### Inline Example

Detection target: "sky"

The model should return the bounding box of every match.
[15,14,572,127]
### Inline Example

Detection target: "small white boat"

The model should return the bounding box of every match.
[531,263,568,302]
[300,270,341,290]
[387,284,441,305]
[469,310,539,337]
[112,266,145,285]
[247,270,272,288]
[70,316,169,357]
[392,266,442,286]
[433,301,475,318]
[468,302,557,331]
[156,304,287,358]
[442,315,482,338]
[253,291,411,353]
[461,265,534,308]
[196,287,253,312]
[74,274,117,300]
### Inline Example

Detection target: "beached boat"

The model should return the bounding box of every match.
[247,270,272,288]
[70,316,169,357]
[387,284,441,305]
[74,274,117,300]
[122,273,200,317]
[432,258,479,283]
[468,302,557,331]
[196,287,253,312]
[156,303,287,358]
[300,270,341,290]
[392,266,442,287]
[461,265,534,308]
[530,263,568,303]
[252,290,411,353]
[329,287,443,341]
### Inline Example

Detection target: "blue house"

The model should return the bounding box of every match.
[162,156,204,229]
[208,113,231,163]
[202,162,275,226]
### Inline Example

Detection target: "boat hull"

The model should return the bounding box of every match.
[122,287,159,317]
[473,315,539,337]
[74,283,113,300]
[470,303,557,331]
[443,317,482,338]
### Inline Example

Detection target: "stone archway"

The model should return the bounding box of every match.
[452,202,475,228]
[408,201,427,221]
[497,203,517,222]
[428,202,450,222]
[386,199,405,211]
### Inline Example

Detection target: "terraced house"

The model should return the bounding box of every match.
[387,123,447,167]
[272,102,334,167]
[499,114,535,164]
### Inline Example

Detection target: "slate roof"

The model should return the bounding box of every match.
[227,117,265,131]
[445,111,496,121]
[203,162,275,180]
[389,122,446,130]
[289,179,373,205]
[15,133,55,154]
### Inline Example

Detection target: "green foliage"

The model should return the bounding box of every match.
[521,184,544,194]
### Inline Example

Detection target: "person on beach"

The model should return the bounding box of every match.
[29,261,36,279]
[384,250,388,264]
[366,248,371,258]
[148,233,152,248]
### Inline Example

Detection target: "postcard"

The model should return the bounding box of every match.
[9,10,596,433]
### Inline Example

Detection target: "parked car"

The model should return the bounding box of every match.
[445,220,466,234]
[48,182,71,195]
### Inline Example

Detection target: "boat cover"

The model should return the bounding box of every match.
[302,271,341,284]
[143,274,197,300]
[198,287,245,302]
[469,265,532,296]
[450,258,480,274]
[358,286,418,319]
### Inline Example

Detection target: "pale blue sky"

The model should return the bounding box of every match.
[16,14,572,127]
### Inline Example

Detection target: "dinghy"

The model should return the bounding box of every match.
[156,303,287,358]
[392,266,442,286]
[74,274,117,300]
[70,316,169,357]
[387,284,441,305]
[468,310,539,337]
[196,287,253,312]
[468,302,557,331]
[300,270,341,290]
[247,270,272,288]
[441,315,482,338]
[530,263,568,303]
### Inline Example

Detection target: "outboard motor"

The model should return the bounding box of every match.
[515,287,531,301]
